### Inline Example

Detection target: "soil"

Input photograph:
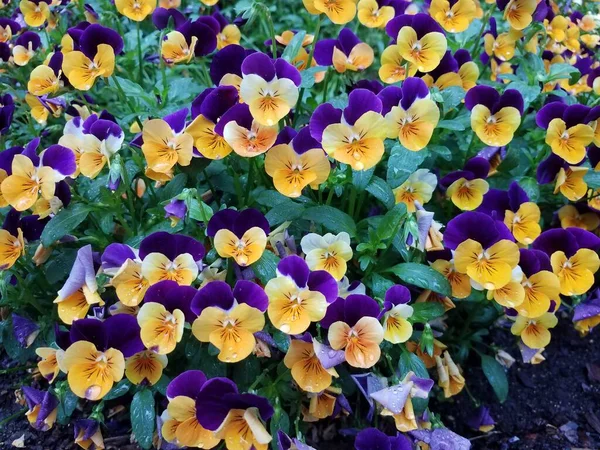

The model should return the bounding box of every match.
[1,316,598,450]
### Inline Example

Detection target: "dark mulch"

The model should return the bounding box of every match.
[1,316,599,450]
[432,315,600,450]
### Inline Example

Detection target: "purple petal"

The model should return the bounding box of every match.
[313,339,346,369]
[532,229,578,258]
[378,86,403,116]
[275,58,301,86]
[70,318,107,350]
[314,38,337,66]
[163,108,188,134]
[344,89,383,126]
[101,243,136,272]
[277,255,309,287]
[573,294,600,322]
[41,145,76,177]
[309,103,343,142]
[307,270,339,304]
[355,428,392,450]
[139,232,205,261]
[145,281,197,322]
[536,154,565,184]
[344,294,380,327]
[564,104,591,128]
[104,314,144,357]
[567,227,600,251]
[337,28,361,55]
[233,208,270,236]
[192,85,238,123]
[536,102,567,129]
[233,280,268,312]
[214,103,253,136]
[210,44,250,85]
[465,86,499,112]
[57,245,97,300]
[80,24,124,59]
[167,370,207,400]
[152,7,186,30]
[371,383,412,414]
[242,52,276,81]
[12,313,39,347]
[400,77,430,111]
[464,157,490,179]
[494,89,524,115]
[195,378,239,430]
[191,280,234,316]
[291,127,320,154]
[384,285,411,310]
[444,212,509,250]
[320,297,345,329]
[206,209,239,236]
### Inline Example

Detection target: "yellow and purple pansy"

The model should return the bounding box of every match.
[393,168,438,212]
[62,314,144,400]
[497,0,537,30]
[191,280,267,363]
[536,153,589,202]
[300,231,353,281]
[62,24,123,91]
[465,86,523,147]
[213,10,241,49]
[573,290,600,336]
[19,0,51,27]
[265,127,331,198]
[322,294,384,369]
[379,77,440,151]
[73,419,105,450]
[101,242,148,306]
[208,208,270,267]
[357,0,396,28]
[13,31,41,66]
[421,49,479,91]
[314,28,374,73]
[380,285,414,344]
[482,18,517,62]
[195,377,274,449]
[209,44,254,91]
[557,204,600,231]
[303,0,358,25]
[266,255,338,334]
[27,54,63,97]
[239,52,301,127]
[514,248,561,318]
[440,157,490,211]
[139,231,205,285]
[22,387,58,431]
[310,89,389,170]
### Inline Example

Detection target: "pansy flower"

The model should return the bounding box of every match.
[380,285,414,344]
[265,127,331,198]
[573,290,600,336]
[213,10,241,49]
[266,255,338,334]
[73,419,105,450]
[536,102,594,164]
[191,280,267,362]
[430,249,472,299]
[465,86,523,147]
[422,49,479,91]
[161,371,221,448]
[139,231,204,285]
[393,169,437,212]
[74,115,124,179]
[543,15,569,42]
[406,339,447,368]
[27,60,62,97]
[515,248,560,318]
[195,377,274,449]
[537,154,588,202]
[357,0,395,28]
[511,312,558,349]
[218,103,279,157]
[466,406,495,433]
[35,326,70,383]
[142,108,194,173]
[322,294,384,368]
[151,7,186,29]
[557,204,600,231]
[379,78,440,151]
[498,0,537,30]
[208,208,269,267]
[209,44,255,91]
[300,232,353,281]
[12,31,41,66]
[62,24,124,91]
[186,85,238,160]
[0,19,20,44]
[532,228,600,296]
[101,243,148,306]
[1,143,76,212]
[310,89,389,170]
[385,13,447,75]
[124,350,167,385]
[477,181,542,245]
[0,93,15,135]
[314,28,374,74]
[54,245,104,324]
[284,337,342,393]
[161,30,198,65]
[115,0,156,21]
[22,387,58,431]
[371,371,433,431]
[445,211,519,290]
[483,19,517,62]
[137,280,196,354]
[303,0,358,25]
[239,52,301,126]
[435,351,465,397]
[430,0,476,32]
[63,315,144,400]
[441,157,490,211]
[19,0,51,27]
[355,428,413,450]
[0,220,24,271]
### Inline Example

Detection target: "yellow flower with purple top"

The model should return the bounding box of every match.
[300,231,353,281]
[142,108,194,174]
[304,0,358,24]
[213,11,240,49]
[514,248,561,318]
[161,371,221,448]
[379,78,440,151]
[446,211,520,290]
[537,154,589,202]
[430,0,476,32]
[380,285,414,344]
[441,157,490,211]
[19,0,50,27]
[324,294,384,368]
[532,228,600,296]
[22,387,58,431]
[13,31,41,66]
[499,0,537,30]
[139,231,205,285]
[483,20,516,61]
[101,243,148,306]
[536,102,594,164]
[137,281,196,354]
[386,13,447,75]
[314,28,374,74]
[573,291,600,336]
[0,19,18,44]
[239,52,301,127]
[62,314,144,400]
[421,49,479,91]
[265,127,331,198]
[192,280,267,363]
[208,208,269,267]
[465,86,523,147]
[266,255,338,334]
[393,168,437,212]
[161,31,197,65]
[310,89,389,170]
[284,338,341,393]
[115,0,156,21]
[73,420,105,450]
[219,103,279,158]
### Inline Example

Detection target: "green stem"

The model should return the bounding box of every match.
[120,161,138,233]
[348,186,357,217]
[111,76,144,130]
[472,4,496,57]
[136,21,144,86]
[0,408,27,427]
[261,5,278,59]
[245,158,256,207]
[158,30,168,103]
[229,167,244,208]
[325,188,335,206]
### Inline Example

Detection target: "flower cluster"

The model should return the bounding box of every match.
[1,0,599,448]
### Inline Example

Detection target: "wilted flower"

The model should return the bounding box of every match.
[435,350,465,397]
[22,387,58,431]
[73,419,105,450]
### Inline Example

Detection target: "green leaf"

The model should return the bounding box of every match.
[440,86,465,112]
[366,176,395,209]
[131,389,155,449]
[302,206,357,237]
[437,119,466,131]
[265,198,305,226]
[411,302,446,323]
[375,203,407,241]
[57,389,79,424]
[505,82,541,111]
[387,145,428,188]
[352,167,375,190]
[584,170,600,189]
[103,379,131,400]
[158,173,187,201]
[386,262,451,296]
[540,63,579,84]
[282,31,306,62]
[481,354,508,403]
[252,251,281,285]
[41,203,93,246]
[398,351,429,379]
[269,409,290,449]
[233,357,262,390]
[369,273,395,299]
[45,248,78,284]
[188,198,214,223]
[516,176,540,202]
[300,66,328,89]
[273,330,291,352]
